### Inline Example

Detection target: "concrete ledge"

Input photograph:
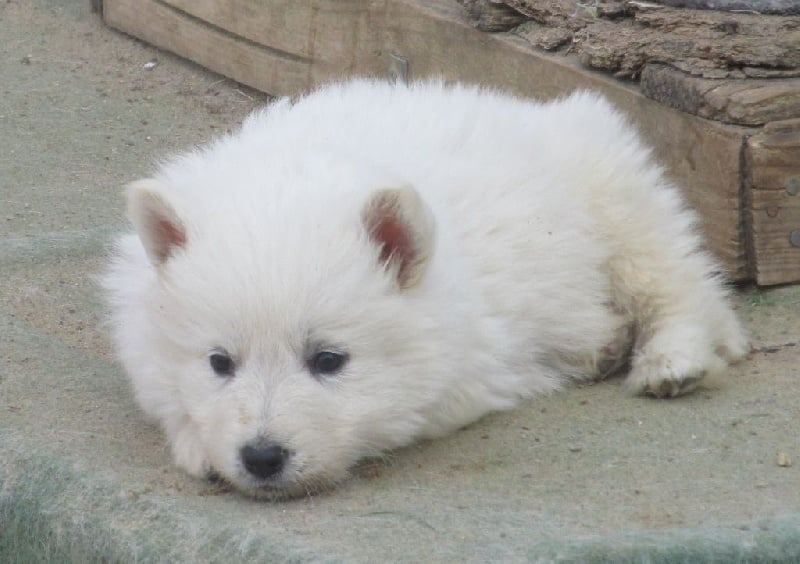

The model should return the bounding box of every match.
[3,425,800,562]
[0,449,319,562]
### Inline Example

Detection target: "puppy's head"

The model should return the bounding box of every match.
[123,173,452,499]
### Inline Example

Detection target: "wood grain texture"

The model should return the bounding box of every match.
[103,0,314,94]
[471,2,800,78]
[745,119,800,285]
[575,7,800,79]
[642,65,800,127]
[459,0,528,31]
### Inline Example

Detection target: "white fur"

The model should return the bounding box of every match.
[103,79,748,498]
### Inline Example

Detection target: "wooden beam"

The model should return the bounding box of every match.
[642,64,800,127]
[745,119,800,285]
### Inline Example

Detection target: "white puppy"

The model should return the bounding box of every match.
[104,80,748,499]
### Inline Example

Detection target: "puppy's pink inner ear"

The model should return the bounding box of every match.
[127,180,187,267]
[362,186,435,290]
[371,211,414,278]
[153,217,186,263]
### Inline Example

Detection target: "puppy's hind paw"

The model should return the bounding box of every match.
[632,372,703,398]
[625,349,725,399]
[624,321,732,398]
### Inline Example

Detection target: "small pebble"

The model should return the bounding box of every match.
[777,452,792,467]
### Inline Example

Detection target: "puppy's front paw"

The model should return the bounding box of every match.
[167,421,211,478]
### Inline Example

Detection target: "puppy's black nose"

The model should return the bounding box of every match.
[240,443,289,479]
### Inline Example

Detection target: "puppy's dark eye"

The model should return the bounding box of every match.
[308,350,348,376]
[209,351,235,377]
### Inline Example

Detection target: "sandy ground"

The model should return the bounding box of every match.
[1,1,799,561]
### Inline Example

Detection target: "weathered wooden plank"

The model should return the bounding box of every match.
[748,119,800,189]
[164,0,322,60]
[459,0,528,31]
[103,0,315,95]
[642,64,800,126]
[745,119,800,285]
[161,0,389,78]
[102,0,748,279]
[575,5,800,79]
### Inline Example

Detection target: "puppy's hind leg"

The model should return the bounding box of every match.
[597,170,748,398]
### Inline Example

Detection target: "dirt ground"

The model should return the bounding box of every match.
[1,0,270,240]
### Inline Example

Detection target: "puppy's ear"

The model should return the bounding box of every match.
[361,186,435,289]
[126,179,187,267]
